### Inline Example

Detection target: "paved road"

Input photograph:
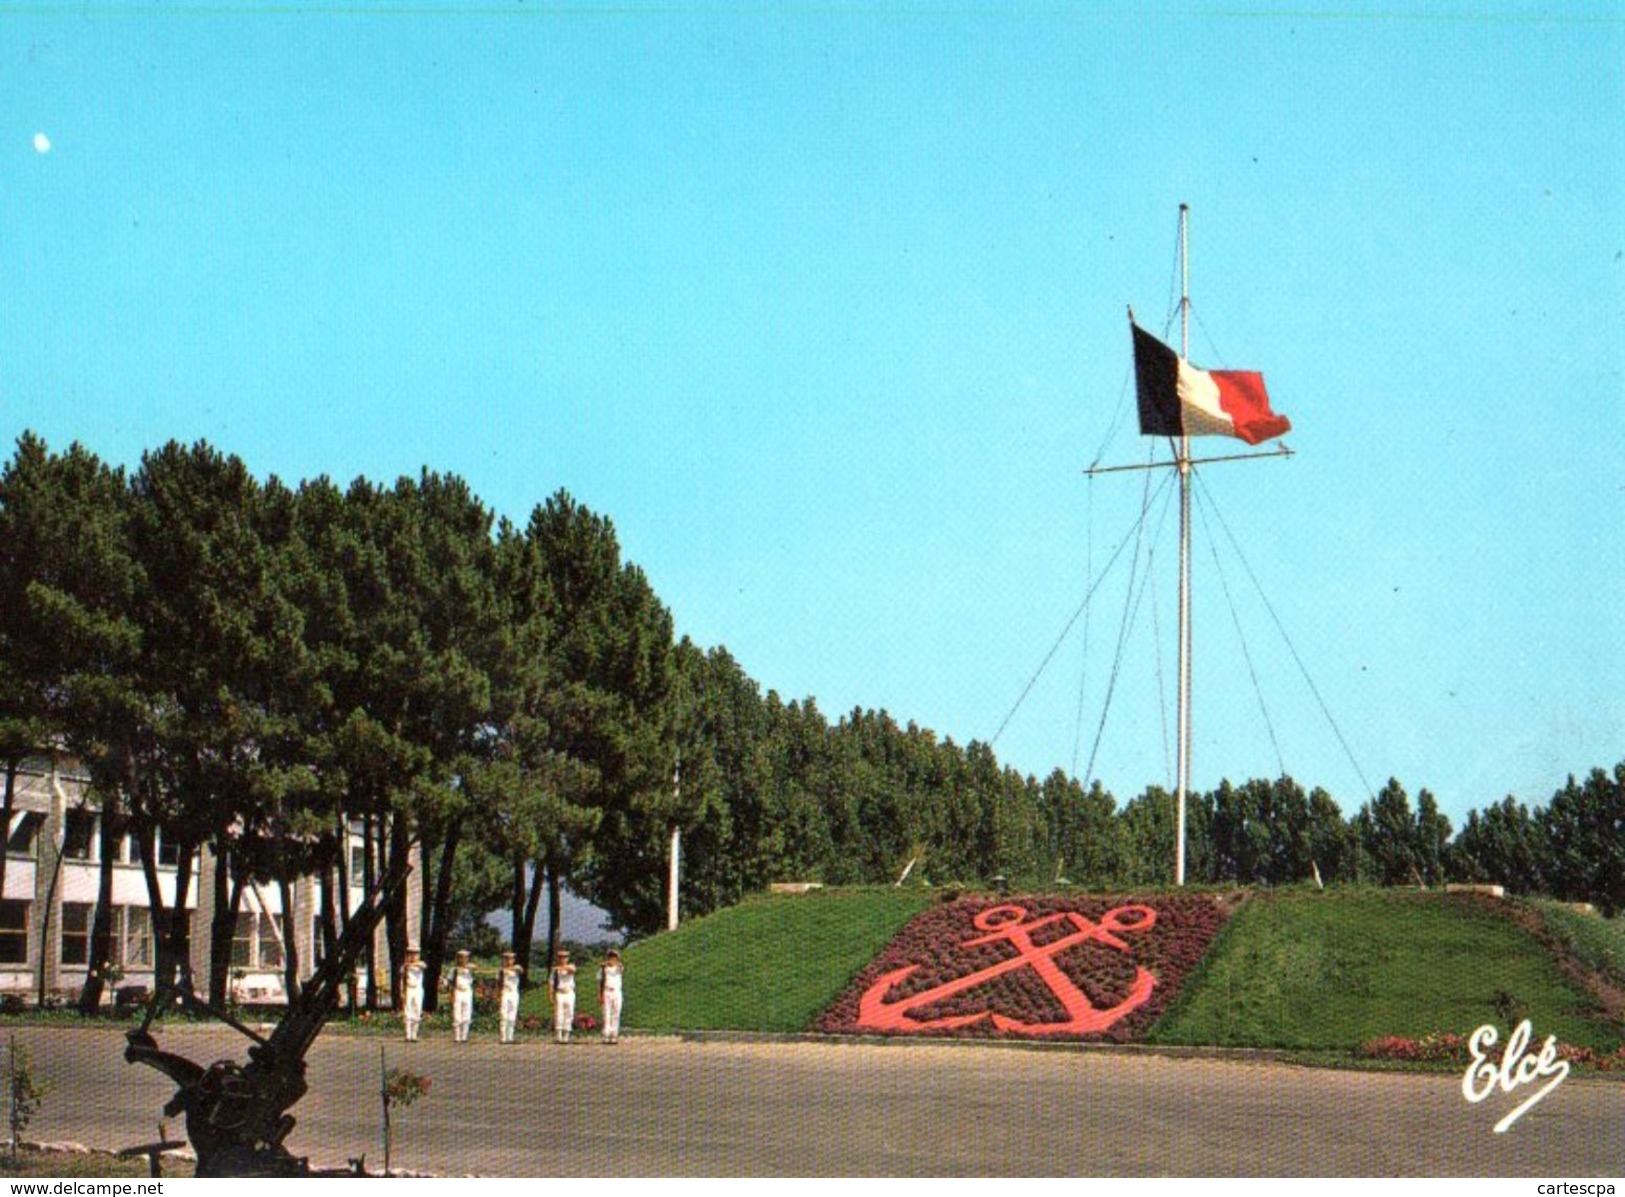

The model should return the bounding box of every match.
[22,1025,1625,1176]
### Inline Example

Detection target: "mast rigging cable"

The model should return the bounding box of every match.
[1193,484,1287,779]
[989,461,1175,750]
[1193,468,1377,801]
[1080,463,1178,793]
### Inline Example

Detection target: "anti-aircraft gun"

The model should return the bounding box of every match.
[125,858,411,1177]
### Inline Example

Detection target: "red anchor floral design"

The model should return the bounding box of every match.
[857,902,1157,1034]
[817,893,1237,1042]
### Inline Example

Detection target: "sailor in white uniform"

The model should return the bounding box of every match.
[597,948,625,1044]
[449,949,476,1043]
[399,947,425,1042]
[548,949,576,1044]
[498,951,524,1044]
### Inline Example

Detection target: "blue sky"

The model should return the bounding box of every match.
[3,2,1620,832]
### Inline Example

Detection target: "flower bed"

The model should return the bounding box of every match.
[1357,1032,1469,1062]
[815,892,1237,1042]
[1359,1032,1625,1071]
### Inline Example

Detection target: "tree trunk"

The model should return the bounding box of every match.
[417,825,438,1012]
[133,818,198,1002]
[317,859,338,967]
[278,875,301,1002]
[421,822,460,1015]
[334,812,351,933]
[510,860,527,970]
[518,861,545,983]
[263,801,302,1004]
[360,813,376,1009]
[171,839,197,1002]
[544,859,562,973]
[416,826,436,1003]
[132,818,175,997]
[78,811,121,1015]
[0,758,16,902]
[208,847,243,1008]
[384,815,409,1010]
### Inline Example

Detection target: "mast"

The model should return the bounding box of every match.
[1176,203,1191,887]
[1082,204,1291,889]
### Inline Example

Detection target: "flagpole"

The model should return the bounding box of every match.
[1089,205,1291,886]
[1176,202,1191,888]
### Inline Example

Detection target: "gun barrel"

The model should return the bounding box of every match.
[261,857,411,1063]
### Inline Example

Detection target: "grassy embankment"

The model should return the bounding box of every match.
[531,887,934,1032]
[566,885,1622,1052]
[1148,888,1623,1051]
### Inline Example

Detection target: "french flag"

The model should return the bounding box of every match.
[1131,322,1292,446]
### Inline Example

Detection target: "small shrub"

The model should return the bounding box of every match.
[382,1067,430,1108]
[1491,988,1526,1028]
[91,962,125,990]
[7,1039,48,1159]
[380,1060,430,1176]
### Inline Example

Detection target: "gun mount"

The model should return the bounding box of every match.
[126,858,411,1177]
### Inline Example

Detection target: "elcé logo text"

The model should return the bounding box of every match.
[1461,1019,1570,1133]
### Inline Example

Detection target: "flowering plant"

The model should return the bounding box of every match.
[1559,1043,1625,1071]
[1358,1033,1468,1062]
[91,960,125,987]
[572,1013,598,1032]
[380,1059,430,1176]
[383,1067,431,1108]
[1359,1033,1625,1070]
[7,1038,47,1159]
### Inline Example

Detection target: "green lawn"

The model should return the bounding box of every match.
[0,1150,194,1178]
[1148,888,1621,1051]
[541,887,934,1032]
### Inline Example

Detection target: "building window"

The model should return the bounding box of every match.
[5,812,43,858]
[61,902,92,966]
[0,901,28,966]
[121,906,153,970]
[349,842,367,884]
[157,832,180,867]
[260,914,283,970]
[232,912,283,971]
[231,912,254,968]
[61,905,160,971]
[62,810,96,860]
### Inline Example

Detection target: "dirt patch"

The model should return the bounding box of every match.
[1498,899,1625,1026]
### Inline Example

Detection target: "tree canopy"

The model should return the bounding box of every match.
[2,430,1619,1016]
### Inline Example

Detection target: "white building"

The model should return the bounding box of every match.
[1,754,421,1005]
